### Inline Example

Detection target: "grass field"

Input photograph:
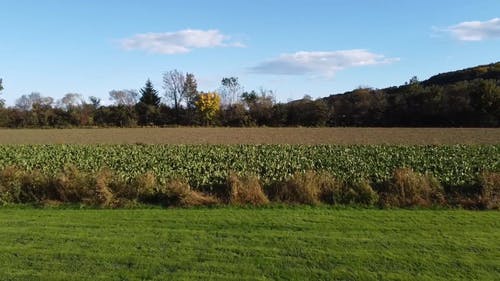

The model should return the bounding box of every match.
[0,207,498,281]
[0,127,499,144]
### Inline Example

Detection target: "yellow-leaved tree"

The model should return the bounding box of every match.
[195,92,221,125]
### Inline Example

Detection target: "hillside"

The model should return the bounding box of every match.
[323,62,500,127]
[422,62,500,86]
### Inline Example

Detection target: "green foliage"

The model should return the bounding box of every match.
[183,73,198,109]
[286,98,330,126]
[139,79,161,107]
[0,144,497,189]
[423,62,500,86]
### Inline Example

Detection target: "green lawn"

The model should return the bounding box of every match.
[0,207,498,281]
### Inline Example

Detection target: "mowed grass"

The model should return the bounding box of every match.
[0,207,498,281]
[0,127,499,144]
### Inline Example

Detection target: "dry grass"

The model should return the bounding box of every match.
[379,168,446,207]
[479,172,500,209]
[268,171,379,206]
[269,171,322,204]
[0,165,498,209]
[336,180,379,205]
[161,180,219,207]
[0,127,498,144]
[227,173,269,205]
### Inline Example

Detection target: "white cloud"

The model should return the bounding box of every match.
[446,18,500,41]
[249,50,398,77]
[120,29,244,54]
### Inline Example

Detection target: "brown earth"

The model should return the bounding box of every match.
[0,127,498,144]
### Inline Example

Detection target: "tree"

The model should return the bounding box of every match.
[163,70,186,122]
[241,91,258,106]
[0,78,4,108]
[109,89,138,106]
[408,76,419,85]
[136,79,161,126]
[221,77,242,106]
[89,96,101,109]
[184,73,198,109]
[59,93,84,110]
[94,105,137,127]
[286,98,329,126]
[14,93,55,127]
[139,79,161,106]
[195,92,221,125]
[15,92,53,111]
[55,93,85,126]
[242,88,275,125]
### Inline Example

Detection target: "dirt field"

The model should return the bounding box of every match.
[0,127,499,144]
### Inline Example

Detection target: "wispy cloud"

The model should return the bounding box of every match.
[444,18,500,41]
[120,29,244,54]
[249,50,398,77]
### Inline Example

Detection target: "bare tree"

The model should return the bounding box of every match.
[15,92,53,110]
[163,69,186,121]
[59,93,84,110]
[109,89,138,106]
[221,77,242,107]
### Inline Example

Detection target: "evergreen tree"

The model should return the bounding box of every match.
[136,79,161,125]
[139,79,161,106]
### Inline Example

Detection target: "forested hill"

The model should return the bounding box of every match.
[422,62,500,86]
[323,62,500,127]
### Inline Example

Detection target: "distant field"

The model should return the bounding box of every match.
[0,208,498,281]
[0,127,499,144]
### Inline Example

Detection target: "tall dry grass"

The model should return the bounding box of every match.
[0,166,497,209]
[227,173,269,205]
[379,168,446,207]
[478,172,500,209]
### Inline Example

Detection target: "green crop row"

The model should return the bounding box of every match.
[0,145,498,188]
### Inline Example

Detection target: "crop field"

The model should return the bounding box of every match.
[0,208,498,281]
[0,144,497,187]
[0,127,499,144]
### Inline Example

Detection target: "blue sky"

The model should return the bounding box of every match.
[0,0,499,105]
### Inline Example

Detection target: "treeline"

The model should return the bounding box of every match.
[327,77,499,127]
[0,72,333,128]
[0,63,498,127]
